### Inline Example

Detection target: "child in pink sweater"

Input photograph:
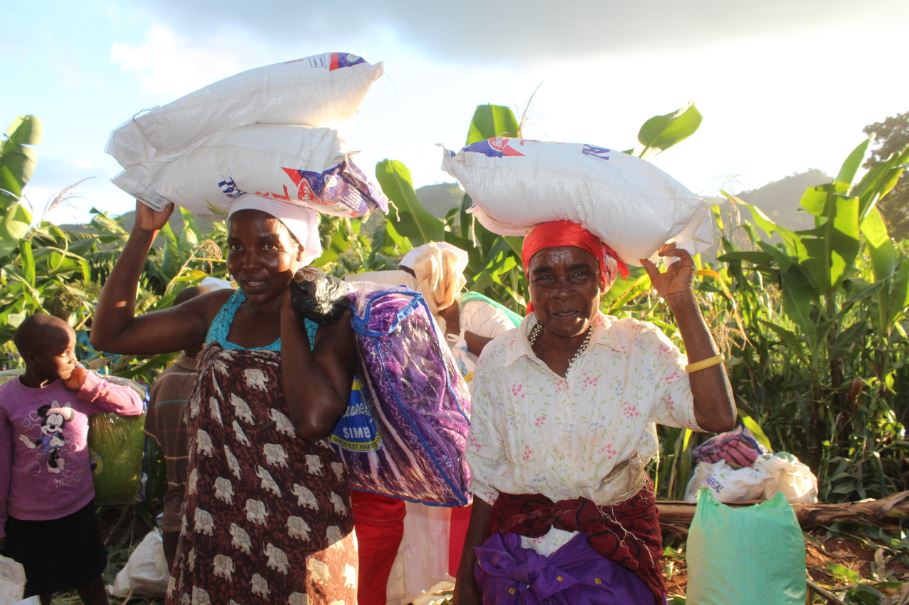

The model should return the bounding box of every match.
[0,313,143,605]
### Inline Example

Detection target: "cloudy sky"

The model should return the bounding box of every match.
[5,0,908,223]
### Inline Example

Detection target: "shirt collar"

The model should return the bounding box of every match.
[500,311,619,367]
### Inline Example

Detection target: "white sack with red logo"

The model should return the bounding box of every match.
[107,52,383,166]
[112,124,388,217]
[441,137,713,266]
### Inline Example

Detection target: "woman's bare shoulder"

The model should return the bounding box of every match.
[195,287,235,323]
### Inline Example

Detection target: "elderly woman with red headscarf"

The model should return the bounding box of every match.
[453,221,737,605]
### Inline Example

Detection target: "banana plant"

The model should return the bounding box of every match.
[720,139,909,390]
[0,115,41,259]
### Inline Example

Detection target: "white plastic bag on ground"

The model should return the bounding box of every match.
[107,52,383,165]
[441,138,713,265]
[755,452,818,504]
[0,555,25,605]
[111,530,169,598]
[112,124,388,217]
[684,459,770,503]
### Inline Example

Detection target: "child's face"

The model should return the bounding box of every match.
[26,327,78,384]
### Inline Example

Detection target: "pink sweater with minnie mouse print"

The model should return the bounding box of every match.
[0,372,143,537]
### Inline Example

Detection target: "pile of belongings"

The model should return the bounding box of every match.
[684,423,819,504]
[107,52,388,217]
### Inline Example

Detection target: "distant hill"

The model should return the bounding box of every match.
[733,169,831,231]
[61,209,218,236]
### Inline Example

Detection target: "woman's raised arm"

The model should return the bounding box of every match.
[641,243,737,433]
[90,200,227,355]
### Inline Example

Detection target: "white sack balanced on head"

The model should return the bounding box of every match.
[441,137,714,265]
[107,52,388,219]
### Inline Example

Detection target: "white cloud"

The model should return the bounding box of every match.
[110,25,254,97]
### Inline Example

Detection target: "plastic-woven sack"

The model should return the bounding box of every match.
[107,52,383,166]
[441,137,713,265]
[335,287,472,506]
[112,124,388,217]
[88,376,148,505]
[686,488,806,604]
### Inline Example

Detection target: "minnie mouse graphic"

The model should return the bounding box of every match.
[19,401,73,474]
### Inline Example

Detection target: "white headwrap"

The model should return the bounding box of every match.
[227,194,322,266]
[399,242,469,315]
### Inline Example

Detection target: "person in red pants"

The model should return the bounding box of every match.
[351,491,407,605]
[348,243,520,603]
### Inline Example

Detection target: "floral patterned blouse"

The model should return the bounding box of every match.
[467,311,702,512]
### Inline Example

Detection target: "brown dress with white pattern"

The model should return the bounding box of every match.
[167,343,358,605]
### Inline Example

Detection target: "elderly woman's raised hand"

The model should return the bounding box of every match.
[640,243,695,300]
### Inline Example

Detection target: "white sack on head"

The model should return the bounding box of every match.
[228,193,323,266]
[112,124,388,217]
[441,137,714,266]
[107,52,383,166]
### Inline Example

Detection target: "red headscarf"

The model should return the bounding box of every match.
[522,220,628,289]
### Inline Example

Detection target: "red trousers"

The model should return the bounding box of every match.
[351,491,406,605]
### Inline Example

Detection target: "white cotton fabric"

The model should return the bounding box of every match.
[228,194,322,265]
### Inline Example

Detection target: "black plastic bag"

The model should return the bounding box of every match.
[290,267,350,325]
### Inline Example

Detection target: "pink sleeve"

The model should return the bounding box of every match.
[76,372,144,416]
[0,405,11,538]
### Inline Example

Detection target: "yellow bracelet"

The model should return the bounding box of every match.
[685,354,725,373]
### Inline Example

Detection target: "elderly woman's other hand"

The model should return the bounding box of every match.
[640,243,695,300]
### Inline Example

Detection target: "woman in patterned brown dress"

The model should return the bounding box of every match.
[91,195,359,604]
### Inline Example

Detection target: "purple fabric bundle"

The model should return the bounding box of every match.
[474,533,657,604]
[692,423,766,469]
[334,287,472,506]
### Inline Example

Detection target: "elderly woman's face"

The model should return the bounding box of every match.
[528,246,601,338]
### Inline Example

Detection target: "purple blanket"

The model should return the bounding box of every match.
[331,287,472,506]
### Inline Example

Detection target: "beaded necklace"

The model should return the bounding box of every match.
[528,322,593,371]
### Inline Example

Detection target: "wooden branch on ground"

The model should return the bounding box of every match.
[656,491,909,529]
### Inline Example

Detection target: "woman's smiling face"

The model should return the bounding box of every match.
[227,209,304,305]
[527,246,602,338]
